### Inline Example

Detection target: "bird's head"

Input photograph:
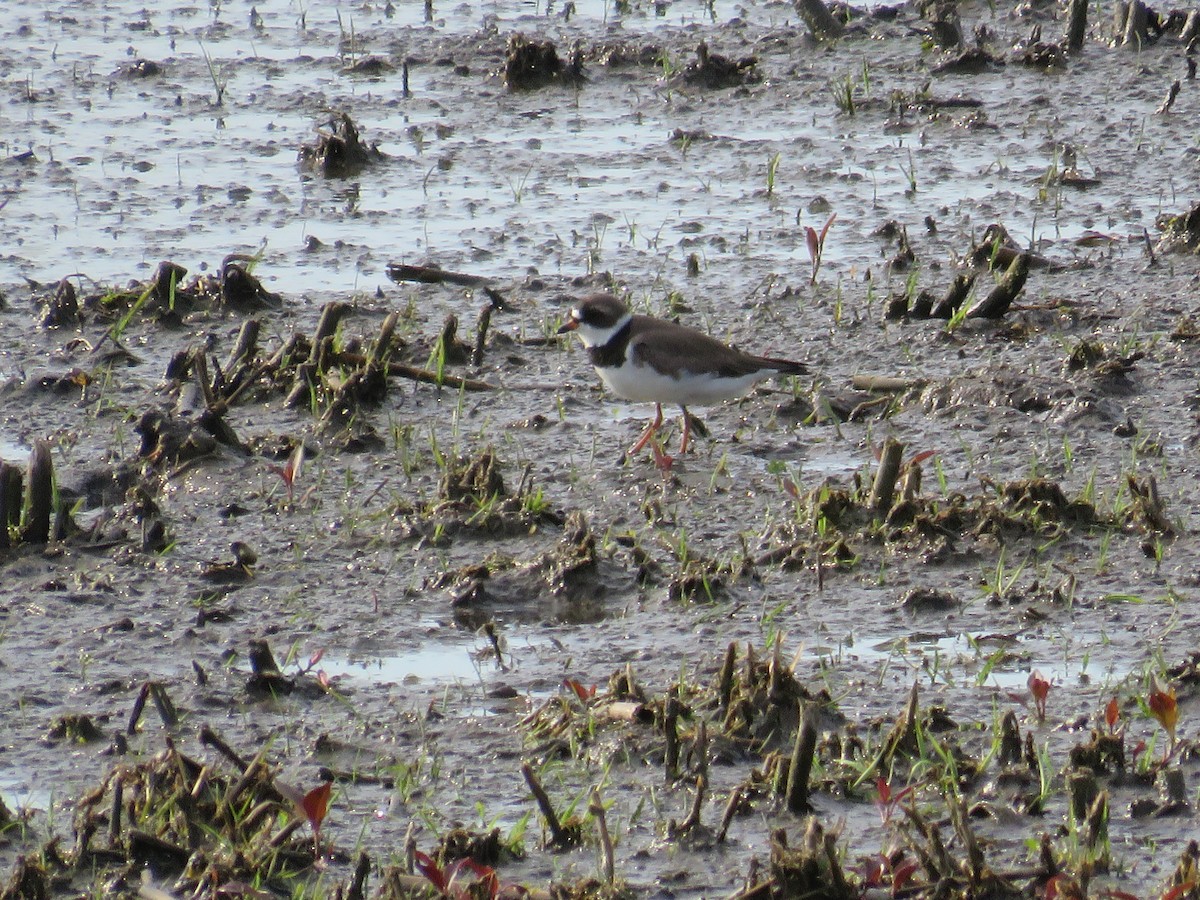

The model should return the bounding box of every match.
[556,293,631,348]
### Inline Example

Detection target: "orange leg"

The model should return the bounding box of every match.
[628,403,665,456]
[678,405,692,455]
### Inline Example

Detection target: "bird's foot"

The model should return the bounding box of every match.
[650,441,676,474]
[626,437,675,473]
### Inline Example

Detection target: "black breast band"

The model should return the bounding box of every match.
[588,319,633,369]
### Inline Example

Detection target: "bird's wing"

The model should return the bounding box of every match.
[629,319,802,378]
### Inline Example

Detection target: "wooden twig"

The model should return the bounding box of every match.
[198,725,249,772]
[1119,0,1150,46]
[1156,79,1181,114]
[149,682,178,728]
[369,312,400,368]
[717,642,737,713]
[23,442,53,544]
[331,351,495,391]
[521,763,571,848]
[313,301,350,346]
[670,775,706,837]
[347,851,371,900]
[128,682,151,735]
[385,263,490,287]
[482,286,512,310]
[224,319,260,375]
[716,786,744,844]
[850,375,924,392]
[108,777,123,847]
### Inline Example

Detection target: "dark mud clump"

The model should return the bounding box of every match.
[503,34,586,90]
[677,41,761,90]
[298,112,384,177]
[1156,202,1200,254]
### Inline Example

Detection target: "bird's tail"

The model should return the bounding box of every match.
[758,357,808,376]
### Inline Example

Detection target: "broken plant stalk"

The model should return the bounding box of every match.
[589,788,615,883]
[521,763,573,848]
[785,703,817,815]
[869,437,905,515]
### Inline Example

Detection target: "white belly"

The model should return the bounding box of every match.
[596,361,766,406]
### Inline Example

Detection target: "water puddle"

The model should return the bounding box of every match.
[325,641,488,685]
[822,630,1133,693]
[0,438,30,461]
[0,775,55,815]
[322,629,551,687]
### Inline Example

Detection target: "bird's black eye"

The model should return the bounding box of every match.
[583,306,612,326]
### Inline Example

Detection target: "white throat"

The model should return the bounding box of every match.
[574,311,632,349]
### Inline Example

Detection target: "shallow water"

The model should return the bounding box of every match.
[8,0,1159,301]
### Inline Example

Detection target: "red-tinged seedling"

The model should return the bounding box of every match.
[858,851,918,897]
[268,443,305,504]
[413,850,451,894]
[563,678,596,703]
[1148,681,1179,755]
[874,776,917,825]
[1028,671,1051,723]
[805,228,820,272]
[277,779,333,857]
[859,856,885,888]
[413,850,501,900]
[892,860,918,895]
[1161,882,1198,900]
[302,782,331,849]
[805,213,837,285]
[1105,696,1120,733]
[296,647,328,678]
[869,444,934,468]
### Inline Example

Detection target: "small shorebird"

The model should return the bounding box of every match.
[558,293,806,467]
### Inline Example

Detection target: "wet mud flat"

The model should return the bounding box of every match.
[5,0,1200,897]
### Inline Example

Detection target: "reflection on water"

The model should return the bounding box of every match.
[831,630,1130,692]
[325,641,486,684]
[323,628,549,685]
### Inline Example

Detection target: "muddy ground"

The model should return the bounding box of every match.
[3,0,1200,896]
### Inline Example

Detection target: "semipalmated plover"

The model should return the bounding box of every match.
[557,293,806,466]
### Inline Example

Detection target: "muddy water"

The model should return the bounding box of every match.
[3,0,1200,895]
